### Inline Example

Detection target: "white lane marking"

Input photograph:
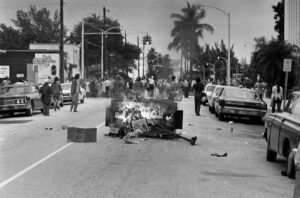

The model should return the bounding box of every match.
[96,122,105,129]
[0,142,74,189]
[0,121,105,189]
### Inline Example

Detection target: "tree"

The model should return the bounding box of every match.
[168,1,214,77]
[0,24,22,49]
[272,1,284,41]
[11,5,67,48]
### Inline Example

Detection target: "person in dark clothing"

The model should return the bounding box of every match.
[133,77,144,101]
[40,79,52,116]
[192,77,204,116]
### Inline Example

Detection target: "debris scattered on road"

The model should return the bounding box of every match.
[45,127,53,130]
[216,128,222,130]
[211,152,228,157]
[229,121,234,132]
[244,141,248,145]
[188,123,194,126]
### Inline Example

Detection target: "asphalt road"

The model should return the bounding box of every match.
[0,97,295,198]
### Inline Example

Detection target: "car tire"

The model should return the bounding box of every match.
[219,113,225,121]
[287,147,296,179]
[25,102,33,116]
[266,145,277,162]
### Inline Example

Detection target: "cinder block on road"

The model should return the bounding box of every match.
[67,127,97,142]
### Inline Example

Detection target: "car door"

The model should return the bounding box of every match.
[32,85,43,109]
[215,88,225,114]
[278,95,300,154]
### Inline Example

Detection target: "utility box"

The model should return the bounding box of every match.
[67,127,97,142]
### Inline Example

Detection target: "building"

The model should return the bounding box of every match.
[0,49,59,84]
[284,0,300,47]
[30,43,82,78]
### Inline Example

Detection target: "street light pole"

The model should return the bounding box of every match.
[202,5,230,86]
[101,26,120,79]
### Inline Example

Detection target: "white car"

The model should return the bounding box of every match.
[61,83,86,103]
[202,84,216,105]
[208,85,225,113]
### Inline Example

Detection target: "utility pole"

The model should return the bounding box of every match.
[81,20,84,78]
[137,36,140,77]
[60,0,64,82]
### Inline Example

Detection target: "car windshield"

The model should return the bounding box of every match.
[0,86,31,95]
[226,89,258,99]
[61,84,71,90]
[206,86,215,92]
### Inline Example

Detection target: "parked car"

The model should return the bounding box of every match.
[263,91,300,179]
[0,84,43,116]
[61,83,86,103]
[208,85,225,113]
[214,86,267,121]
[202,84,216,105]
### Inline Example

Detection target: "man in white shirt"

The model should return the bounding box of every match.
[271,81,283,113]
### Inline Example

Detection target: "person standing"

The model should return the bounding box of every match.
[183,79,190,98]
[271,81,283,113]
[40,79,52,116]
[133,77,144,101]
[254,79,264,100]
[51,77,63,111]
[148,76,155,97]
[193,77,204,116]
[70,74,81,112]
[167,75,180,100]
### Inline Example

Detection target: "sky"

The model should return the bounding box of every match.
[0,0,280,63]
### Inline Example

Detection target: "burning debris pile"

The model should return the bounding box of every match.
[105,99,197,145]
[115,101,164,125]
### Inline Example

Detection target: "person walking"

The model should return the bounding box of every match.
[70,74,81,112]
[193,77,204,116]
[40,79,52,116]
[51,77,63,111]
[271,81,283,113]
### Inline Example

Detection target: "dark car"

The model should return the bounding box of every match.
[0,84,43,116]
[263,91,300,179]
[214,86,267,121]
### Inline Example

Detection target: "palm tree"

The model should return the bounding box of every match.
[168,1,214,78]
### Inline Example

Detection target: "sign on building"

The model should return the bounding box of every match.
[33,54,59,84]
[0,65,9,78]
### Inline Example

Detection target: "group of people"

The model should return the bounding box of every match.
[39,74,81,116]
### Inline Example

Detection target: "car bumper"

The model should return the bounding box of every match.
[0,104,28,113]
[220,106,267,117]
[62,96,72,102]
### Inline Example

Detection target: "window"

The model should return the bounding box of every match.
[292,96,300,115]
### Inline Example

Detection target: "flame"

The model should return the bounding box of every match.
[115,101,164,124]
